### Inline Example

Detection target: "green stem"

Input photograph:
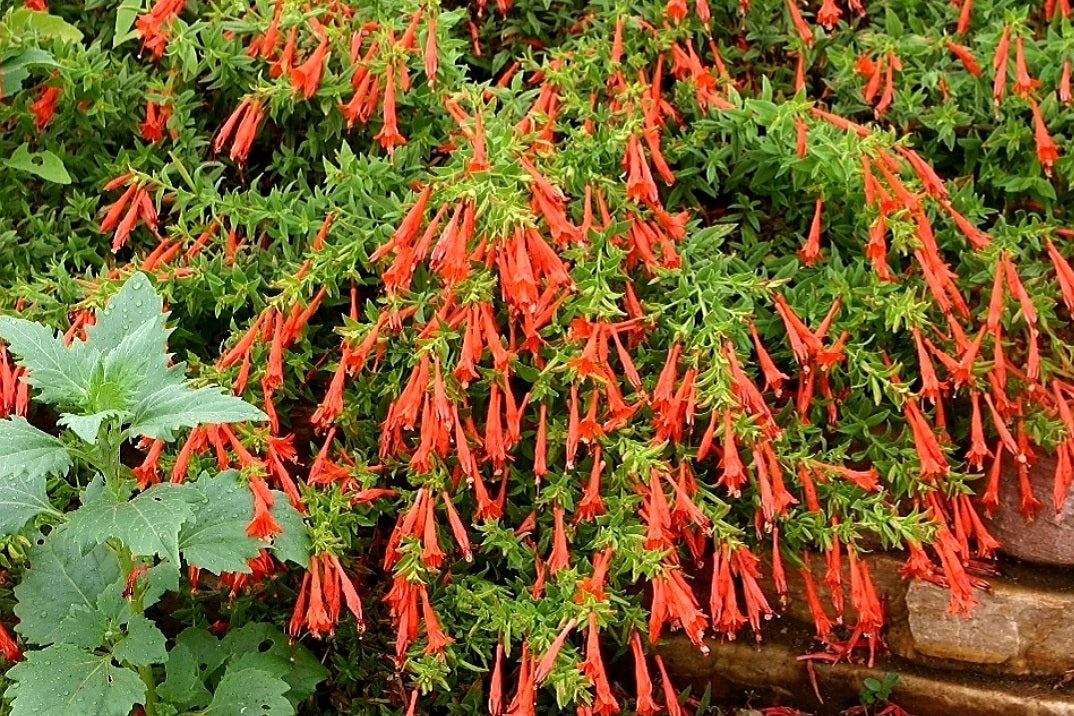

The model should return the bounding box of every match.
[99,421,159,716]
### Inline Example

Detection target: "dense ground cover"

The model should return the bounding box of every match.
[2,0,1074,712]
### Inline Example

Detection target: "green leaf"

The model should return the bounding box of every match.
[178,471,263,574]
[5,645,144,716]
[0,474,59,536]
[3,144,71,184]
[7,9,84,43]
[128,382,267,441]
[112,0,142,47]
[0,317,98,406]
[268,491,310,568]
[0,48,57,96]
[221,623,327,706]
[0,418,69,480]
[156,639,213,711]
[66,482,202,563]
[203,667,294,716]
[112,614,167,667]
[57,409,120,444]
[14,532,122,646]
[86,272,165,354]
[142,560,180,608]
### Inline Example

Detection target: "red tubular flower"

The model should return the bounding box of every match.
[992,26,1011,106]
[1012,37,1040,99]
[800,558,833,640]
[246,476,282,538]
[817,0,841,29]
[28,85,60,132]
[577,547,613,602]
[580,612,620,715]
[133,439,166,489]
[1051,240,1074,315]
[785,0,814,47]
[655,655,683,716]
[630,630,660,716]
[139,101,172,142]
[291,37,330,100]
[966,391,991,470]
[945,40,982,77]
[214,96,266,165]
[576,445,607,522]
[547,504,571,573]
[1031,100,1061,176]
[957,0,974,34]
[136,0,185,60]
[667,0,688,22]
[1061,60,1072,105]
[534,618,577,684]
[0,623,22,663]
[375,60,407,152]
[798,197,824,267]
[505,643,535,716]
[421,497,446,570]
[419,585,453,654]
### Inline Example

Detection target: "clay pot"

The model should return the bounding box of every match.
[981,451,1074,566]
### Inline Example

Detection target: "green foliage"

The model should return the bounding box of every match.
[0,273,315,716]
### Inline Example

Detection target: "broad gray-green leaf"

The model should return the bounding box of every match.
[57,409,121,444]
[221,623,327,705]
[0,418,67,534]
[156,639,213,711]
[0,48,58,96]
[3,144,71,184]
[66,482,203,563]
[7,9,84,43]
[112,614,167,667]
[178,471,262,574]
[203,667,293,716]
[142,560,180,608]
[102,316,184,407]
[0,317,97,406]
[5,645,144,716]
[86,272,165,354]
[14,533,122,646]
[112,0,142,47]
[128,382,267,441]
[269,491,310,568]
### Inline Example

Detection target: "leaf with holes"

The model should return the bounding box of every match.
[66,482,203,564]
[178,470,263,574]
[5,645,144,716]
[13,531,123,647]
[3,144,71,184]
[202,667,294,716]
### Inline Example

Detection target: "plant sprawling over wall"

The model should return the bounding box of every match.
[2,0,1074,712]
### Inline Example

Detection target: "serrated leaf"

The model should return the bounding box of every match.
[5,645,144,716]
[128,382,267,441]
[14,533,122,646]
[57,409,120,444]
[3,144,71,184]
[221,623,327,706]
[87,272,165,354]
[203,667,294,716]
[142,560,179,608]
[66,483,203,563]
[268,491,310,568]
[178,471,263,574]
[156,640,213,711]
[0,317,98,407]
[112,614,167,667]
